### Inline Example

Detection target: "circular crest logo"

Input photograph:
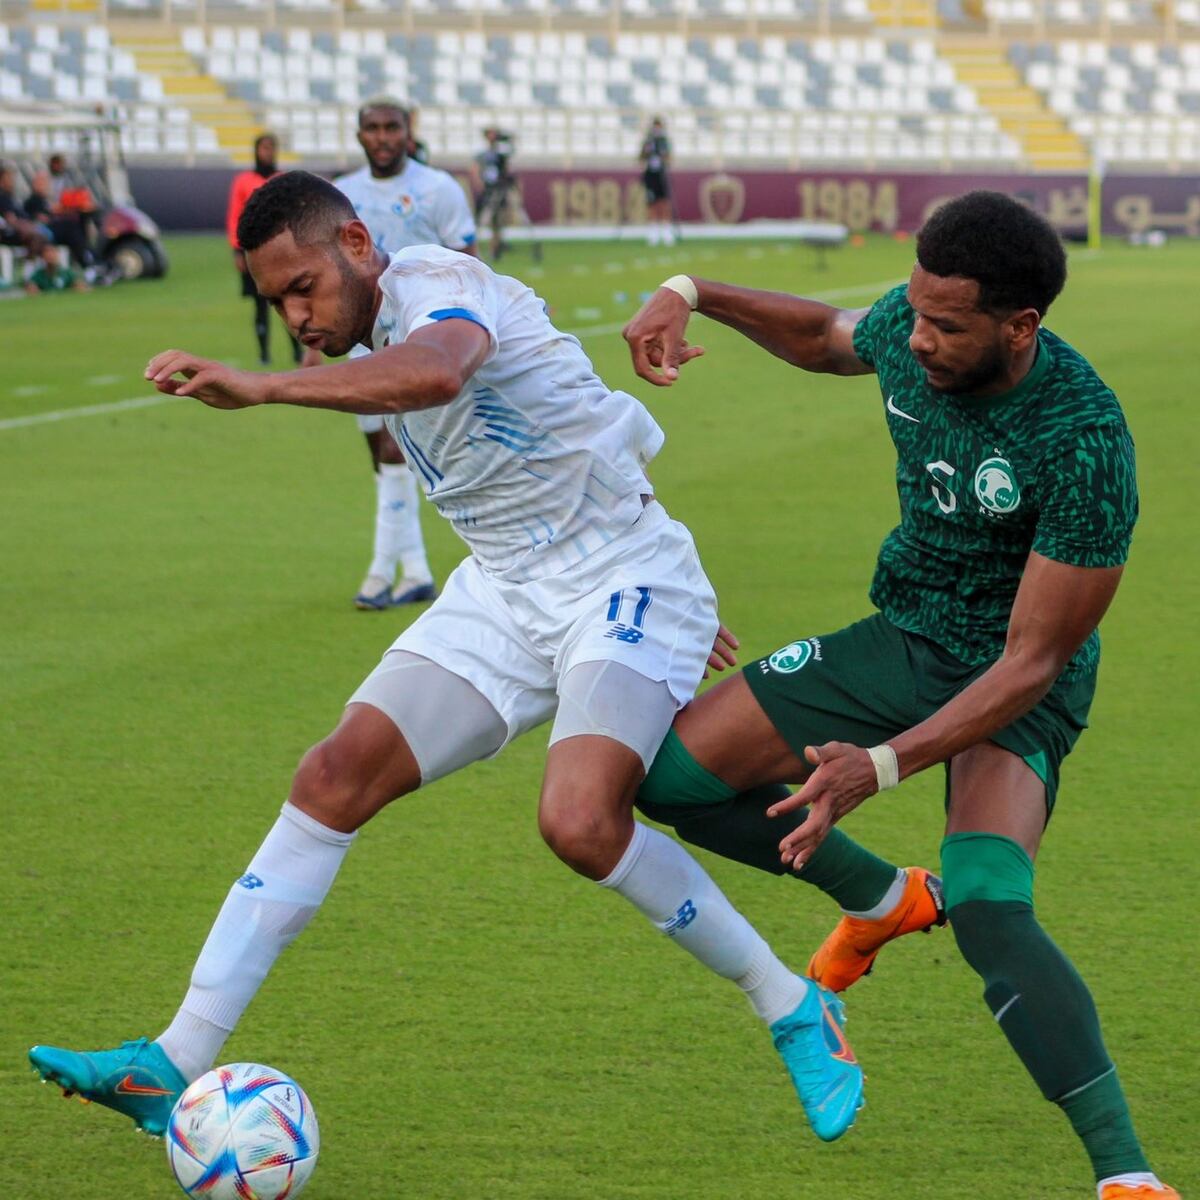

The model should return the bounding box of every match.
[768,640,813,674]
[392,193,415,218]
[974,456,1021,514]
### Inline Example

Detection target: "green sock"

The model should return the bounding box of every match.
[1058,1070,1151,1182]
[949,898,1150,1181]
[637,729,900,912]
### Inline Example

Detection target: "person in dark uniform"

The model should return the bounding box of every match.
[640,117,673,246]
[471,126,515,259]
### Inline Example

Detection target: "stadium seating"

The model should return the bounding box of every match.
[1,8,1197,170]
[150,26,1018,165]
[1012,38,1200,166]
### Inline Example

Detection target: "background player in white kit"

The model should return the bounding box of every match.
[30,171,865,1148]
[322,97,477,610]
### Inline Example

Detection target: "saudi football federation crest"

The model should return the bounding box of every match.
[974,456,1021,514]
[768,640,814,674]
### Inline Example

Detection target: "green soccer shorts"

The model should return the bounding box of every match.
[743,613,1097,814]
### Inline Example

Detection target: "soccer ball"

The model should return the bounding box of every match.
[165,1062,320,1199]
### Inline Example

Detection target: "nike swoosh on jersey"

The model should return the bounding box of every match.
[886,394,921,423]
[114,1074,175,1096]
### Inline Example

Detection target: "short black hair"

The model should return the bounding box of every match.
[237,170,356,253]
[916,190,1067,316]
[358,96,408,127]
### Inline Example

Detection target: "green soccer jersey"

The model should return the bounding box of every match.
[851,284,1138,678]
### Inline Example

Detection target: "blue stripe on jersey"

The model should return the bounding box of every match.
[633,586,653,628]
[428,307,488,332]
[520,465,551,482]
[398,425,443,486]
[475,406,532,428]
[461,233,477,245]
[484,430,541,454]
[483,423,544,449]
[607,591,623,621]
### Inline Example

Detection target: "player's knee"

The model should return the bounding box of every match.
[291,741,351,822]
[941,831,1035,911]
[538,793,630,880]
[289,737,389,832]
[942,831,1037,980]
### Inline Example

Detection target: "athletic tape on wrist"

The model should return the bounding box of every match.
[660,274,699,310]
[867,744,899,792]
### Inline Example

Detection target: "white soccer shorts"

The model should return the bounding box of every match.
[348,501,718,756]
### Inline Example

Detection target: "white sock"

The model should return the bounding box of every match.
[601,823,807,1025]
[369,463,430,584]
[156,803,356,1082]
[843,867,908,920]
[1097,1174,1165,1197]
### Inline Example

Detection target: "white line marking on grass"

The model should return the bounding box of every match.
[12,384,48,397]
[1,279,907,433]
[85,373,123,386]
[0,392,182,430]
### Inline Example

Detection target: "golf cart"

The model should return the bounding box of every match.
[0,103,168,279]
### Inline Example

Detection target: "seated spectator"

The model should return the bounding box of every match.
[24,244,89,294]
[0,163,48,259]
[24,169,92,270]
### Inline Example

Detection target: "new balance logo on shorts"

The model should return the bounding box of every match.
[604,586,653,644]
[236,872,264,890]
[605,624,645,644]
[661,899,697,935]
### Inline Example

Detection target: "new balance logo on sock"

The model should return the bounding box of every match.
[236,872,264,890]
[661,900,697,935]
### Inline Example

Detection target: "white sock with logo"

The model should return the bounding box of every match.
[156,803,356,1082]
[368,463,431,584]
[600,823,807,1025]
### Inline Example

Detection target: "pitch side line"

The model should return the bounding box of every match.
[0,392,186,431]
[0,277,906,433]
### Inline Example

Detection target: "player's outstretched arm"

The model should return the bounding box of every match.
[770,552,1124,867]
[146,319,491,415]
[623,277,872,386]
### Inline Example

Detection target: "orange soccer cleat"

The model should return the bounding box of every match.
[807,867,947,993]
[1099,1185,1181,1199]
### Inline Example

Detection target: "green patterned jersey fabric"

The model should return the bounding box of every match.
[851,284,1138,678]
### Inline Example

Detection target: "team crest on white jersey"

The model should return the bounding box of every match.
[974,456,1021,515]
[392,193,415,219]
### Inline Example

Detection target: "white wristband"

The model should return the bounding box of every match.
[660,274,698,310]
[866,744,899,792]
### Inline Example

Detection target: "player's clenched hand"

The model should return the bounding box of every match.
[768,742,879,871]
[623,288,705,387]
[144,350,269,410]
[703,622,739,678]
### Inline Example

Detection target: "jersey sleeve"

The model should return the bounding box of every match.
[1032,423,1138,568]
[388,254,500,362]
[432,176,477,250]
[851,284,909,370]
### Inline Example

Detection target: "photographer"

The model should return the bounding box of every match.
[472,126,515,259]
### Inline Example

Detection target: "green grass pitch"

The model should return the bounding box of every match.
[0,232,1195,1199]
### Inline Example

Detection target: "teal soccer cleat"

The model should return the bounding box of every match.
[29,1038,186,1136]
[770,980,865,1142]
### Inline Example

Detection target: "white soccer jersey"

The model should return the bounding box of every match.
[334,160,476,254]
[366,246,665,583]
